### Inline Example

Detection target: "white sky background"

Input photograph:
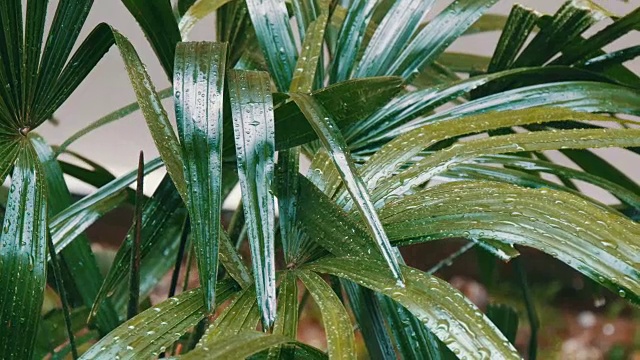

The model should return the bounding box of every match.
[33,0,640,206]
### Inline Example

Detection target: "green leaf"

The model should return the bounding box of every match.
[290,93,404,285]
[297,270,356,359]
[89,176,185,323]
[81,281,238,360]
[0,0,23,123]
[463,13,509,35]
[268,272,299,360]
[377,293,442,360]
[512,1,605,68]
[245,0,297,91]
[389,0,498,79]
[198,286,260,342]
[219,229,253,288]
[228,69,278,329]
[582,45,640,71]
[290,12,329,93]
[57,87,173,155]
[359,108,627,198]
[554,7,640,65]
[486,4,538,73]
[179,0,233,38]
[342,281,396,360]
[120,0,181,79]
[436,52,490,74]
[32,0,94,124]
[0,144,48,360]
[50,157,163,254]
[354,0,435,78]
[174,41,227,313]
[0,138,21,183]
[380,180,640,304]
[486,304,519,345]
[35,23,115,124]
[111,29,188,202]
[373,128,640,203]
[307,257,520,358]
[182,331,293,359]
[30,134,120,333]
[329,0,379,82]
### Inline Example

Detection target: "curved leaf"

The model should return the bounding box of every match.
[380,180,640,304]
[228,69,277,329]
[179,0,233,38]
[182,331,292,359]
[0,144,48,360]
[297,270,356,359]
[111,29,188,202]
[290,93,404,284]
[81,281,238,360]
[198,286,260,342]
[307,257,520,358]
[268,272,299,359]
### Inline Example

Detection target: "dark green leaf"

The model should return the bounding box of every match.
[486,304,519,345]
[121,0,181,79]
[487,4,538,73]
[228,69,277,329]
[174,41,227,312]
[198,286,260,342]
[307,257,520,358]
[31,134,120,333]
[179,0,233,37]
[245,0,297,91]
[182,331,293,359]
[0,144,48,360]
[268,272,299,360]
[297,270,356,359]
[290,93,404,284]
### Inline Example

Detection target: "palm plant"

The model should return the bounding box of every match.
[1,0,639,358]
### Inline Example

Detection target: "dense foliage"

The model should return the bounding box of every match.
[0,0,639,359]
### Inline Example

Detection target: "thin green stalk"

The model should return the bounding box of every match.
[515,257,538,360]
[169,217,191,298]
[46,233,78,360]
[182,243,195,292]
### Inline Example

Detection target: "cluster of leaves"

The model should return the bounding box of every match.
[1,0,640,359]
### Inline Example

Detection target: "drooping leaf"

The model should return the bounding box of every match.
[31,134,120,333]
[290,93,404,284]
[81,281,238,360]
[111,29,188,202]
[228,69,278,329]
[307,257,520,358]
[297,270,357,359]
[380,180,640,304]
[0,144,48,360]
[174,41,227,312]
[120,0,181,79]
[245,0,297,91]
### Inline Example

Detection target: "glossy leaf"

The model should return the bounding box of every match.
[290,12,329,93]
[290,93,404,284]
[120,0,181,79]
[228,69,277,329]
[436,52,490,74]
[0,144,48,360]
[329,0,377,82]
[245,0,297,91]
[198,286,260,342]
[112,29,188,202]
[81,281,238,360]
[31,134,120,333]
[50,157,163,254]
[89,176,185,323]
[174,41,227,312]
[487,4,538,73]
[380,180,640,304]
[389,0,498,79]
[297,270,356,359]
[268,272,299,359]
[307,257,520,358]
[182,331,293,359]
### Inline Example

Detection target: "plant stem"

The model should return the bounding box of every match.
[515,257,538,360]
[128,151,144,319]
[169,216,190,298]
